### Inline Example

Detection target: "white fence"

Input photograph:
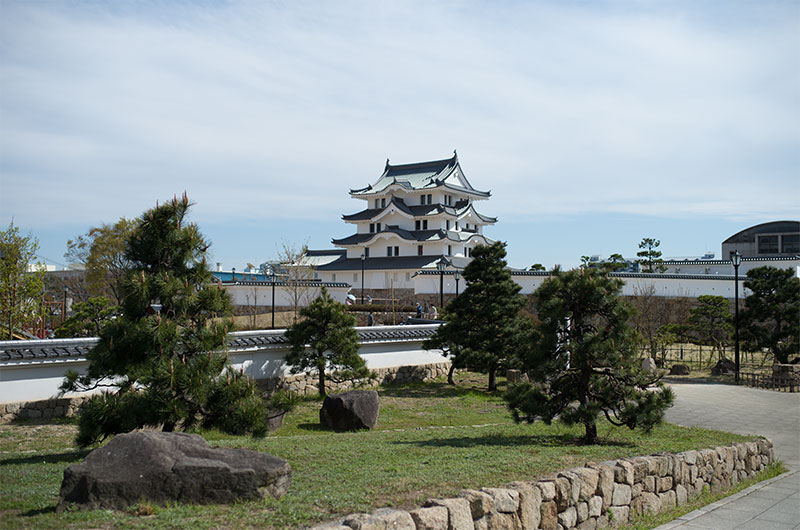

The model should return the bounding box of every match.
[0,325,446,404]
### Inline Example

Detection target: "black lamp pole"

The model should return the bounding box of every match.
[360,253,366,304]
[62,286,69,325]
[732,250,742,383]
[437,258,446,309]
[270,267,276,329]
[454,270,461,297]
[231,267,236,282]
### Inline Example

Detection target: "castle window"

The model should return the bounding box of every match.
[455,221,459,230]
[415,220,421,230]
[446,220,450,230]
[369,223,375,233]
[374,199,379,208]
[364,247,369,258]
[381,198,386,208]
[386,246,392,256]
[422,220,428,230]
[377,223,381,232]
[427,194,432,204]
[448,245,452,255]
[418,245,423,256]
[332,273,336,282]
[394,246,399,256]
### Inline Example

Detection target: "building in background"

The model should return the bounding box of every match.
[315,152,496,292]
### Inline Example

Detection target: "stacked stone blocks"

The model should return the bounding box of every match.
[311,439,774,529]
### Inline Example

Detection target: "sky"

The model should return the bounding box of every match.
[1,0,798,271]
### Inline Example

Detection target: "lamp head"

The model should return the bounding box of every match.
[732,251,742,267]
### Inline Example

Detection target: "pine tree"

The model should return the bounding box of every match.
[687,295,733,362]
[285,287,367,396]
[61,195,267,446]
[424,242,533,391]
[505,267,673,444]
[637,238,666,273]
[741,266,800,364]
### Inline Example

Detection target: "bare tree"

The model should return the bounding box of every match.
[276,241,319,324]
[244,285,259,330]
[629,282,691,361]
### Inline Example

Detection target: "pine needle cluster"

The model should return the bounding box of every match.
[61,195,267,446]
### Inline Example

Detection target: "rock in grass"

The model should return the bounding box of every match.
[57,431,290,512]
[320,390,379,431]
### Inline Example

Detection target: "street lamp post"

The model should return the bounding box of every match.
[454,269,461,297]
[360,253,366,304]
[62,286,69,325]
[269,266,276,329]
[437,258,447,309]
[732,250,742,384]
[231,267,236,282]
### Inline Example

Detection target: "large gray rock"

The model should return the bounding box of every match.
[711,357,736,376]
[320,390,379,431]
[57,431,291,512]
[669,364,691,375]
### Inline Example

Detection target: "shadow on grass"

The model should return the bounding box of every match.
[663,376,737,386]
[379,381,501,400]
[295,423,331,432]
[392,433,635,449]
[21,506,57,517]
[1,449,90,466]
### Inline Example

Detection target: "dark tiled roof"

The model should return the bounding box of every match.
[350,153,490,198]
[332,227,453,246]
[317,255,449,271]
[0,325,441,361]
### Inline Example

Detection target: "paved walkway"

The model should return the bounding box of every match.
[655,382,800,529]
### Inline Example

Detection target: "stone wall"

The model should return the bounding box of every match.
[258,362,451,396]
[0,396,89,424]
[0,362,452,423]
[311,439,774,530]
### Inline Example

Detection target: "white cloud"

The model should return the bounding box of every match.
[1,0,798,238]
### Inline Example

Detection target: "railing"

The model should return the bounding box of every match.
[738,372,799,393]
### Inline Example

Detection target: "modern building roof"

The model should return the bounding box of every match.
[349,152,490,199]
[723,221,800,245]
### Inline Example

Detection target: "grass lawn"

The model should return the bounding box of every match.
[1,373,760,529]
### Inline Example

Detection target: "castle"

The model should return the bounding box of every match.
[315,152,496,292]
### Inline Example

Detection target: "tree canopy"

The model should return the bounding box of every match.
[1,223,45,339]
[636,238,666,273]
[65,218,137,305]
[687,295,733,361]
[741,266,800,364]
[61,195,267,446]
[505,267,674,444]
[55,296,118,338]
[424,242,533,391]
[285,287,368,396]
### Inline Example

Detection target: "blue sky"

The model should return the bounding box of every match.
[2,1,798,271]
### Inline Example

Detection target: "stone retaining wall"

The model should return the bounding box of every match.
[311,439,774,530]
[0,396,89,424]
[258,362,452,396]
[0,362,451,423]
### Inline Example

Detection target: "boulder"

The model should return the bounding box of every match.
[669,364,691,375]
[57,431,291,512]
[320,390,380,431]
[641,357,658,373]
[711,357,736,376]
